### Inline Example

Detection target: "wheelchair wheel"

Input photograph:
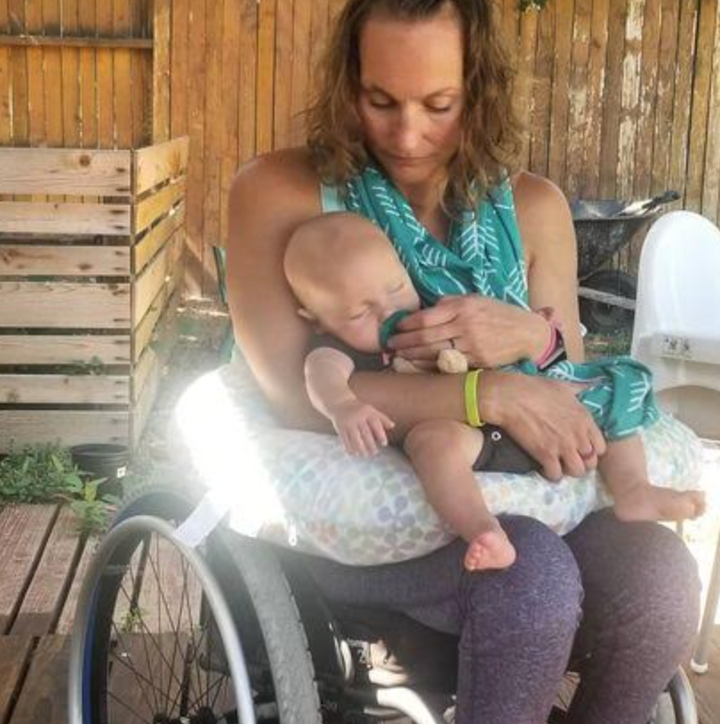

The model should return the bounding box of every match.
[68,484,321,724]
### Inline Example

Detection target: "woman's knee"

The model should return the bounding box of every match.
[463,516,583,635]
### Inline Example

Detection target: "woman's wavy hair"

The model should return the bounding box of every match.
[306,0,524,211]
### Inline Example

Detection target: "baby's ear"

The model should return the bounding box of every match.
[297,307,325,332]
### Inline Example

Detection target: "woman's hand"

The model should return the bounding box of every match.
[386,295,551,368]
[480,371,607,481]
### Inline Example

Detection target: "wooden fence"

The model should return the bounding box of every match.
[0,138,188,451]
[2,0,720,297]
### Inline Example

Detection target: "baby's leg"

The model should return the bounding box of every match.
[404,420,516,571]
[601,435,706,522]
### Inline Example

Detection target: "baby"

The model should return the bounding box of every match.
[284,212,705,571]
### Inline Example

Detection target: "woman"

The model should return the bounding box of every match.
[226,1,700,722]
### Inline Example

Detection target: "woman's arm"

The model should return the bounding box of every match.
[514,171,585,362]
[226,149,330,431]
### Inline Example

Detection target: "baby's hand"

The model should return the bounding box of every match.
[331,400,395,457]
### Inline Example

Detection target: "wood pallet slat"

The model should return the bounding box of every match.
[0,244,131,277]
[9,635,69,724]
[0,281,131,329]
[0,374,129,405]
[0,334,131,366]
[10,507,84,638]
[0,635,34,724]
[0,505,57,635]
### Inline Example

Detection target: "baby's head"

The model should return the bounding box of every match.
[285,212,420,353]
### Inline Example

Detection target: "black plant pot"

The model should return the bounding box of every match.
[70,444,129,498]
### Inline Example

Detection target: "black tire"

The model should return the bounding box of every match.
[82,483,321,724]
[579,269,637,334]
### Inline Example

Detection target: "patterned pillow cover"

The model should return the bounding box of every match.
[173,355,704,565]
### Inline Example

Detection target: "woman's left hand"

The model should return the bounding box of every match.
[386,294,550,368]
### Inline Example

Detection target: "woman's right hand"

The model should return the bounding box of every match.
[479,371,606,481]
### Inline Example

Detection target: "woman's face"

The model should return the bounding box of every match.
[356,8,465,189]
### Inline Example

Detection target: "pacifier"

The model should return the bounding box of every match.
[379,310,412,351]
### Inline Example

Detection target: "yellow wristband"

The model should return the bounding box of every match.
[464,369,484,428]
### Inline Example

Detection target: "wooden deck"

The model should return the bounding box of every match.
[0,503,719,724]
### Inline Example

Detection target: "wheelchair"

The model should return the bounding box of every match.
[68,482,700,724]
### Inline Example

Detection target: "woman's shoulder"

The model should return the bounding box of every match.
[230,147,321,212]
[511,171,574,255]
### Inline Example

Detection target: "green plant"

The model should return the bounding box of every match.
[0,444,119,535]
[0,445,83,503]
[62,478,121,536]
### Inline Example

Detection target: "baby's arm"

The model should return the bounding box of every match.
[305,347,395,456]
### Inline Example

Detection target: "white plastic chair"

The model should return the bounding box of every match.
[631,210,720,674]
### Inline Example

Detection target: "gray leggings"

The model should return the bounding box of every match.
[301,510,700,724]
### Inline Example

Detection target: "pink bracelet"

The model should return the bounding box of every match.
[534,321,558,367]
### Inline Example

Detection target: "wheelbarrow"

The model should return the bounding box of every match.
[571,190,680,334]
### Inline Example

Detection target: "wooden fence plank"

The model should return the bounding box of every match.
[633,0,661,200]
[185,0,207,297]
[274,0,293,150]
[133,178,185,235]
[0,505,57,634]
[152,0,171,143]
[0,410,129,451]
[566,0,593,198]
[113,0,133,149]
[515,9,539,171]
[256,0,277,155]
[0,44,11,145]
[56,537,99,634]
[132,229,181,325]
[686,0,717,213]
[96,0,115,149]
[132,296,178,404]
[10,507,84,638]
[0,148,131,196]
[78,0,98,148]
[599,0,627,198]
[170,0,189,139]
[8,0,28,147]
[42,0,64,149]
[25,1,43,149]
[0,281,131,329]
[669,0,699,204]
[529,0,556,176]
[220,0,243,247]
[584,0,610,199]
[130,0,148,148]
[0,201,130,236]
[10,635,69,724]
[0,245,131,276]
[202,0,225,251]
[0,636,34,724]
[704,0,720,222]
[616,0,645,200]
[132,281,179,363]
[134,137,189,195]
[0,335,131,365]
[651,0,680,196]
[0,374,129,405]
[548,0,575,189]
[61,0,81,152]
[133,202,185,275]
[289,0,312,147]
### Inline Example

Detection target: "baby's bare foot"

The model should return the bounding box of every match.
[613,484,706,523]
[464,524,517,571]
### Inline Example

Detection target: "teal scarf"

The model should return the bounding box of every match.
[344,166,659,440]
